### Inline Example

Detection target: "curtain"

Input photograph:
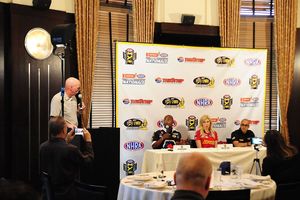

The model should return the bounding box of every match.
[275,0,297,142]
[219,0,241,47]
[132,0,155,43]
[74,0,99,127]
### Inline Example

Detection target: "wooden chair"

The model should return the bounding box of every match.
[275,181,300,200]
[206,189,250,200]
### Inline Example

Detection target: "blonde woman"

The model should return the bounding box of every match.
[195,115,218,148]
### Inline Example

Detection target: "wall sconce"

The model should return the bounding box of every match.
[24,27,53,60]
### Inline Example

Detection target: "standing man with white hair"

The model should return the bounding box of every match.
[171,152,212,200]
[50,77,85,129]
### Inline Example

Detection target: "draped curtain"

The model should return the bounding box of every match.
[74,0,99,127]
[275,0,297,142]
[219,0,241,47]
[133,0,155,43]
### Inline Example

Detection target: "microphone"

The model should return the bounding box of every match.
[77,93,82,108]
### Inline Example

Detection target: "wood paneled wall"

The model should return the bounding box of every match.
[0,3,75,185]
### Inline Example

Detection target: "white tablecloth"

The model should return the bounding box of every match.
[141,147,266,174]
[117,171,276,200]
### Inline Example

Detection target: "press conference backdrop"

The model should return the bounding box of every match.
[116,42,267,177]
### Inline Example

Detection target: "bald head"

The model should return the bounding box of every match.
[174,152,212,198]
[65,77,80,97]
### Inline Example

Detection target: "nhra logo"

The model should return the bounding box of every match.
[146,52,168,64]
[194,98,213,107]
[240,97,259,107]
[162,97,185,108]
[123,48,137,65]
[155,77,184,84]
[249,75,260,89]
[157,119,177,128]
[193,77,215,88]
[123,98,153,105]
[221,95,233,110]
[124,141,144,151]
[186,115,198,131]
[214,56,234,66]
[244,58,261,66]
[122,73,145,85]
[124,118,148,130]
[211,117,227,128]
[123,159,137,176]
[177,57,205,63]
[223,78,241,86]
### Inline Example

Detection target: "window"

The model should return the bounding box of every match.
[239,0,278,132]
[91,3,133,127]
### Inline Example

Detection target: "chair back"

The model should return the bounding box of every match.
[206,189,250,200]
[275,181,300,200]
[189,139,197,148]
[40,171,54,200]
[75,181,107,200]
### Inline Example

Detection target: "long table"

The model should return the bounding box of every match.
[141,147,266,174]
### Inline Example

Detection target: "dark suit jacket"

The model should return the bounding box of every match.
[40,138,94,200]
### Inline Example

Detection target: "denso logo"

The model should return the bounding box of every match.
[124,141,144,151]
[223,78,241,86]
[194,98,213,107]
[244,58,261,66]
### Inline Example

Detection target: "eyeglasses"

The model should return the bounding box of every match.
[241,124,249,127]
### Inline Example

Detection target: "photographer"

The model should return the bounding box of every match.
[40,116,94,200]
[152,115,185,149]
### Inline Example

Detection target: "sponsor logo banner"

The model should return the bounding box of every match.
[249,75,260,89]
[124,118,148,130]
[223,78,241,87]
[244,58,261,66]
[186,115,198,131]
[162,97,185,108]
[123,98,153,105]
[146,52,168,64]
[123,159,137,175]
[177,56,205,63]
[193,76,215,88]
[124,141,145,151]
[215,56,235,67]
[194,98,213,107]
[122,73,145,85]
[155,77,184,84]
[221,95,233,110]
[240,97,259,107]
[123,48,137,65]
[211,117,227,128]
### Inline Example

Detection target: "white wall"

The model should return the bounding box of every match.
[154,0,219,26]
[0,0,74,13]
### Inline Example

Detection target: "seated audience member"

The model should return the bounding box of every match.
[40,116,94,200]
[152,115,185,149]
[231,119,255,147]
[262,130,300,184]
[171,152,212,200]
[195,115,218,148]
[0,179,40,200]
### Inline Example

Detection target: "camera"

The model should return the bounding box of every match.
[251,137,262,145]
[75,128,83,136]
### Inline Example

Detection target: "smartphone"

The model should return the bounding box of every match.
[251,137,262,145]
[74,128,84,136]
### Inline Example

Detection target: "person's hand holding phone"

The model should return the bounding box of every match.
[66,128,75,144]
[82,128,92,142]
